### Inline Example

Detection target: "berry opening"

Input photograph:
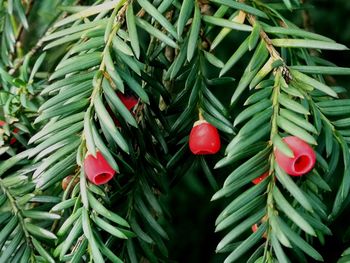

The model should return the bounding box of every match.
[94,173,113,185]
[293,155,312,173]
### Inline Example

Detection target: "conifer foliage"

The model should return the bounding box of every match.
[1,0,350,262]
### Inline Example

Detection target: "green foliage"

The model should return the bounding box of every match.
[1,0,350,262]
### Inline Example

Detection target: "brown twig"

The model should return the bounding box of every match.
[9,33,47,75]
[246,14,282,60]
[246,13,293,82]
[9,0,35,59]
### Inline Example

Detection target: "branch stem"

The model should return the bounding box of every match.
[246,14,282,60]
[0,178,33,250]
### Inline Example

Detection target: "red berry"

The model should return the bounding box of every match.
[10,127,19,144]
[108,92,138,127]
[84,152,116,185]
[252,215,268,238]
[106,105,121,127]
[117,92,138,111]
[251,224,258,233]
[251,223,267,238]
[189,120,221,155]
[9,137,17,145]
[274,136,316,176]
[0,121,18,144]
[252,172,269,185]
